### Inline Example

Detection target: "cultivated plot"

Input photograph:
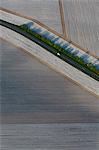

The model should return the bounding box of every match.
[63,0,99,57]
[1,0,62,33]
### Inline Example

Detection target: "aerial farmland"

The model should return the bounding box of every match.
[63,0,99,57]
[1,0,62,33]
[1,0,99,57]
[0,0,99,150]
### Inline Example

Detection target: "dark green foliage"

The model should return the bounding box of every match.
[19,24,99,76]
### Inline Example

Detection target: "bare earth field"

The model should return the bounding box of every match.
[1,123,99,150]
[0,0,99,149]
[0,39,99,123]
[1,0,99,57]
[1,0,62,33]
[0,39,99,149]
[63,0,99,57]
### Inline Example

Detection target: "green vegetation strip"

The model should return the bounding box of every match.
[0,19,99,81]
[20,24,99,75]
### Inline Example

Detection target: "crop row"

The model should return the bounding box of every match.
[19,24,99,76]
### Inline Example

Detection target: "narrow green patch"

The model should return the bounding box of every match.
[0,19,99,81]
[19,24,99,76]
